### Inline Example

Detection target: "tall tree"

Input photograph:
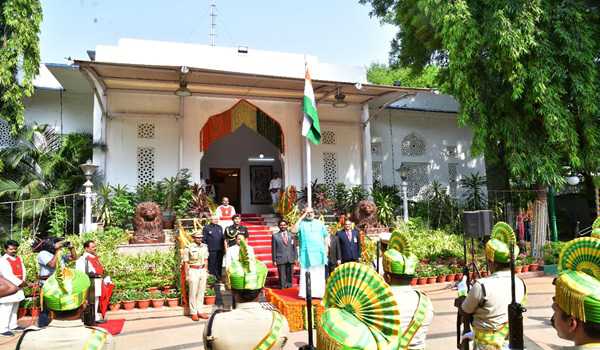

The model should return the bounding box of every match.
[367,63,439,88]
[361,0,600,188]
[0,0,43,133]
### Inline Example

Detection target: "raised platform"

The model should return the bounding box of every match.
[265,287,324,332]
[116,242,176,255]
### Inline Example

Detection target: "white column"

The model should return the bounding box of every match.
[92,95,106,180]
[178,97,185,170]
[361,104,373,189]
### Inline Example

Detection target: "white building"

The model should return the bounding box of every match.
[6,38,485,212]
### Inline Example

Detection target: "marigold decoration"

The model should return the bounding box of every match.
[555,237,600,324]
[277,186,297,216]
[485,222,519,263]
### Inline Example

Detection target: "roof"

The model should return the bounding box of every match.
[75,60,429,105]
[32,64,63,90]
[387,92,459,113]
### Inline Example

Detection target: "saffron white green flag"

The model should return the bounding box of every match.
[302,64,321,144]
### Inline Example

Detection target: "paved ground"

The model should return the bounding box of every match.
[0,276,572,350]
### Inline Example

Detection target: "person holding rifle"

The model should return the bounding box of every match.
[461,222,526,350]
[551,236,600,349]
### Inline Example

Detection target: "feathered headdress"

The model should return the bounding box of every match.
[383,230,418,276]
[485,222,519,263]
[42,249,91,311]
[227,237,267,290]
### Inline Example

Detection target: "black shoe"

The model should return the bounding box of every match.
[12,327,26,332]
[1,331,15,337]
[95,320,107,324]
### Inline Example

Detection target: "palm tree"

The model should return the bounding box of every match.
[460,173,487,210]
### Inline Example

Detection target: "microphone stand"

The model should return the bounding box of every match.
[299,271,315,350]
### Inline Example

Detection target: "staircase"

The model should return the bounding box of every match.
[240,213,299,287]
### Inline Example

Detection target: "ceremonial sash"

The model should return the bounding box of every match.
[83,328,108,350]
[254,311,286,350]
[397,291,431,349]
[86,255,104,275]
[473,323,509,350]
[219,206,233,220]
[7,256,23,280]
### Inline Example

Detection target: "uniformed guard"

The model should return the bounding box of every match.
[317,262,402,349]
[203,237,289,350]
[461,222,526,350]
[383,230,434,350]
[224,214,249,248]
[16,252,114,350]
[551,236,600,349]
[183,230,210,321]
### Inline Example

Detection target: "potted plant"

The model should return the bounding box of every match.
[436,266,447,283]
[30,297,40,318]
[416,268,427,285]
[160,177,180,229]
[204,287,216,305]
[542,242,562,275]
[521,256,531,273]
[18,299,32,319]
[207,275,217,287]
[137,291,151,309]
[109,292,122,312]
[409,276,418,286]
[122,290,136,310]
[147,286,160,294]
[150,291,165,308]
[166,291,180,307]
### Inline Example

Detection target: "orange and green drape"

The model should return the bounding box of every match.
[200,100,284,153]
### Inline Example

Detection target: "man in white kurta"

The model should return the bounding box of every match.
[0,240,26,336]
[293,208,328,299]
[216,197,236,231]
[269,173,282,205]
[224,234,255,269]
[75,240,109,322]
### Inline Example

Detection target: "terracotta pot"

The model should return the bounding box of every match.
[166,298,179,307]
[162,210,176,229]
[427,277,436,284]
[109,303,121,312]
[123,301,136,310]
[529,263,539,272]
[204,296,216,305]
[515,266,523,273]
[446,274,456,282]
[417,277,427,285]
[521,265,530,273]
[409,278,418,286]
[151,299,164,308]
[17,307,27,319]
[436,275,447,283]
[30,307,40,318]
[480,271,489,277]
[147,287,159,293]
[162,286,174,293]
[137,300,151,309]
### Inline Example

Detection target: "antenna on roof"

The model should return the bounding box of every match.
[209,1,217,46]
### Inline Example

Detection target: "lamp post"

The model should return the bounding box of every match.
[80,160,98,233]
[399,165,409,223]
[549,172,581,242]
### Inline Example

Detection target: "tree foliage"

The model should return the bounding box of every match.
[0,0,43,133]
[367,63,439,88]
[361,0,600,187]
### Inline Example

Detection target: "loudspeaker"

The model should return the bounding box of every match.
[463,210,493,238]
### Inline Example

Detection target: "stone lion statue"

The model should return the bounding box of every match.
[132,202,165,244]
[352,200,383,231]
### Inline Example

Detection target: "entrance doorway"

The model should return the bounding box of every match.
[210,168,241,210]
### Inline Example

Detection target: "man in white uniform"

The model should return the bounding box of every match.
[216,197,236,231]
[293,207,328,299]
[75,240,110,323]
[0,240,26,336]
[269,173,282,205]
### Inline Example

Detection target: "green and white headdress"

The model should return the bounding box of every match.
[42,251,91,311]
[591,216,600,239]
[555,237,600,323]
[318,262,401,350]
[227,237,267,290]
[485,222,519,263]
[383,230,419,276]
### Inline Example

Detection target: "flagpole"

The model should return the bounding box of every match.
[306,137,312,208]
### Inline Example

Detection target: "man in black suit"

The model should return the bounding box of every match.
[326,233,341,278]
[271,220,297,289]
[336,220,361,263]
[202,215,225,280]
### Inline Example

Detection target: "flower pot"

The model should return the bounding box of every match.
[162,209,176,229]
[515,266,523,273]
[409,278,417,286]
[417,277,427,285]
[109,303,121,312]
[137,300,151,309]
[162,286,174,293]
[529,263,539,272]
[166,298,179,307]
[480,271,489,277]
[30,307,40,318]
[123,301,136,310]
[427,277,436,284]
[446,274,456,282]
[18,307,27,319]
[436,275,447,283]
[151,299,164,308]
[521,265,530,273]
[147,287,159,293]
[204,296,216,305]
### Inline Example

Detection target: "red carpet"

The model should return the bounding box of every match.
[97,319,125,335]
[268,287,303,301]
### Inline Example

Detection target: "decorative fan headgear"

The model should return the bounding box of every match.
[383,230,419,276]
[485,222,519,263]
[554,237,600,323]
[318,262,401,350]
[227,237,267,290]
[591,216,600,238]
[42,251,91,311]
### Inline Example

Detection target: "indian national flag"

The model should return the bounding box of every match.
[302,64,321,144]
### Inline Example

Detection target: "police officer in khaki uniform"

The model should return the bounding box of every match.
[204,238,289,350]
[183,231,209,321]
[17,253,114,350]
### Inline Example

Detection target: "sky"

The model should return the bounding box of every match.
[39,0,397,68]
